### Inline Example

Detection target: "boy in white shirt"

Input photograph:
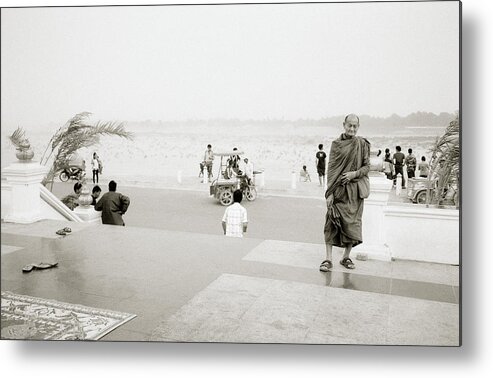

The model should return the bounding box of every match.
[222,190,248,238]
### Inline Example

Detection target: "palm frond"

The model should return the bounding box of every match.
[42,112,133,189]
[427,114,460,205]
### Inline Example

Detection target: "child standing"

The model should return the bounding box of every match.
[222,190,248,238]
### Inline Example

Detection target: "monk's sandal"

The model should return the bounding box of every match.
[340,257,355,269]
[319,260,333,272]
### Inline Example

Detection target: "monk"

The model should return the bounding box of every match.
[320,114,370,271]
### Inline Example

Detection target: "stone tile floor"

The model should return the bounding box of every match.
[1,219,459,345]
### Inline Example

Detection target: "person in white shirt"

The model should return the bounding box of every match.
[243,157,254,185]
[91,152,100,184]
[222,190,248,238]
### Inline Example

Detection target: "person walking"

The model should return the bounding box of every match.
[91,152,100,184]
[95,180,130,226]
[222,190,248,238]
[315,144,327,187]
[393,146,406,189]
[204,144,214,181]
[320,114,370,272]
[405,148,417,179]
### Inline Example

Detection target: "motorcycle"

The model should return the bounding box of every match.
[59,166,86,182]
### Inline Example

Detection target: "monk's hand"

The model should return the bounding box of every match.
[326,194,334,209]
[341,171,357,185]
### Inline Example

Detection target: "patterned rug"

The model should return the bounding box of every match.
[1,291,136,340]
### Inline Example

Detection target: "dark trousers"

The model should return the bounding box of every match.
[93,169,99,184]
[394,165,405,188]
[205,162,213,177]
[407,169,415,179]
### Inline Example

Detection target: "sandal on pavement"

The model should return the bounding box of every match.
[56,229,67,236]
[62,227,72,233]
[22,262,58,273]
[340,257,355,269]
[319,260,333,272]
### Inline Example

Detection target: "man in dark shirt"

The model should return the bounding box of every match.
[393,146,406,188]
[316,144,327,187]
[95,180,130,226]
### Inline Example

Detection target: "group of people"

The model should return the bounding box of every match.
[62,179,130,226]
[383,146,430,189]
[61,150,134,226]
[301,143,430,192]
[199,145,255,186]
[300,144,327,184]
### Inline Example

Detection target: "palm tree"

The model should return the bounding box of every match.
[35,112,133,189]
[427,113,460,207]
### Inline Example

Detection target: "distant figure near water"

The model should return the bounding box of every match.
[204,144,214,180]
[393,146,406,189]
[320,114,370,272]
[91,152,102,184]
[315,144,327,187]
[405,148,417,179]
[95,180,130,226]
[300,165,311,182]
[418,156,429,178]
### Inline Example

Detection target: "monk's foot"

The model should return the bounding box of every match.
[340,257,355,269]
[319,260,333,272]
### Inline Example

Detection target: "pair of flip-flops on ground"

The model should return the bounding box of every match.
[56,227,72,236]
[319,257,355,272]
[22,262,58,273]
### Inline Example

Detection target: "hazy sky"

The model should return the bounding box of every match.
[1,2,459,128]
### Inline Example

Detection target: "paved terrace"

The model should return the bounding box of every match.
[1,182,459,345]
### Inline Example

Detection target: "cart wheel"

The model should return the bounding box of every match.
[219,188,233,206]
[416,190,428,204]
[245,186,257,201]
[59,171,69,182]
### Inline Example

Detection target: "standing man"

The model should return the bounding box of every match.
[405,148,417,179]
[243,157,254,185]
[393,146,406,189]
[95,180,130,226]
[315,144,327,187]
[204,144,214,181]
[320,114,370,272]
[222,190,248,238]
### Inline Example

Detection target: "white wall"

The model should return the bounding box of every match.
[384,205,459,264]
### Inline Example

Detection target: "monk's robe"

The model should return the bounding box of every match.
[324,134,370,247]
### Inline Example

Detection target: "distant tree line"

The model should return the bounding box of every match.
[128,111,457,132]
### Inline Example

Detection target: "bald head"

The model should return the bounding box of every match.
[344,113,360,124]
[343,113,360,137]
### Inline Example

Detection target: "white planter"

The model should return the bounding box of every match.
[384,205,459,264]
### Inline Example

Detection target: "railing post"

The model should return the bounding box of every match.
[396,174,402,196]
[2,161,48,224]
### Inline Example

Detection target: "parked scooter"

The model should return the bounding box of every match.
[59,166,86,182]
